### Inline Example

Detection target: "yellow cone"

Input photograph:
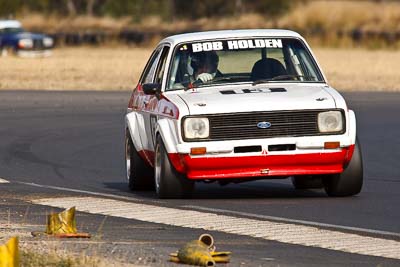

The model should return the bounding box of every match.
[176,240,215,267]
[45,207,77,235]
[0,236,19,267]
[31,207,90,238]
[170,234,231,266]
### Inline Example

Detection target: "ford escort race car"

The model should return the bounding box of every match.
[0,20,53,57]
[125,29,363,198]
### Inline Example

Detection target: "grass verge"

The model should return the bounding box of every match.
[20,249,100,267]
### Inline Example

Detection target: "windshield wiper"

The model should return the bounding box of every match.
[211,75,249,83]
[252,74,317,85]
[184,76,249,90]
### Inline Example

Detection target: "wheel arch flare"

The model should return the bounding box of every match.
[125,112,144,152]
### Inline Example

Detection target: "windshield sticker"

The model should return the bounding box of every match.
[228,39,282,49]
[192,42,224,52]
[191,39,282,52]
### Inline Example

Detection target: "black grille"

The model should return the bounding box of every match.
[32,39,44,50]
[187,109,344,141]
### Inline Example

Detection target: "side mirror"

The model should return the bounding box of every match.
[142,83,161,95]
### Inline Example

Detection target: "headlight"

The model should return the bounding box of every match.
[18,39,33,49]
[318,111,343,133]
[43,37,53,47]
[183,117,209,139]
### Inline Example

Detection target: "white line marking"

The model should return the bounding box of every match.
[18,181,148,203]
[182,205,400,239]
[0,178,10,183]
[32,196,400,260]
[19,181,400,238]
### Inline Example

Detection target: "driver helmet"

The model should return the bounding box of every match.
[190,51,219,74]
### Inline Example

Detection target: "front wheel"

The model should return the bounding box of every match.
[324,138,363,197]
[154,136,194,199]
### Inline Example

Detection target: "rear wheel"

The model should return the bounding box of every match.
[324,138,363,197]
[154,136,194,199]
[125,130,154,190]
[291,175,323,189]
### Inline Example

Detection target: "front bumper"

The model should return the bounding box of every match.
[17,49,52,58]
[168,135,355,180]
[170,145,354,180]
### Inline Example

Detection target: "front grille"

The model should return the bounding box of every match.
[32,39,44,50]
[197,109,344,141]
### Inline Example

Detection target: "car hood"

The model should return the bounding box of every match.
[177,83,336,115]
[9,32,48,40]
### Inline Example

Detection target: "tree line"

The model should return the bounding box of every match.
[0,0,298,20]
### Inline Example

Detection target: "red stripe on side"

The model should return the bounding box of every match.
[138,150,187,173]
[158,94,180,119]
[137,150,155,168]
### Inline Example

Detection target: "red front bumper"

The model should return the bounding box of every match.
[169,145,355,180]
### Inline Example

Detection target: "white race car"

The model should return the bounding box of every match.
[125,29,363,198]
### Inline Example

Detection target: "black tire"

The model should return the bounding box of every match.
[125,130,154,191]
[154,136,194,199]
[324,138,363,197]
[0,47,4,57]
[1,46,13,57]
[291,175,323,189]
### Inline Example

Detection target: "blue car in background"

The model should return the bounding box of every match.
[0,20,53,57]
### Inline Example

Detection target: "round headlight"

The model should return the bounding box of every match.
[183,117,209,139]
[43,37,53,47]
[18,39,33,49]
[318,111,343,133]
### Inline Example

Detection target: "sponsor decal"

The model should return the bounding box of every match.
[227,39,282,50]
[192,41,223,52]
[191,39,282,52]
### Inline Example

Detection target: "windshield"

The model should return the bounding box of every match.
[0,27,24,34]
[167,37,324,91]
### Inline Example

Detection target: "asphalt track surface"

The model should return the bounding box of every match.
[1,90,399,266]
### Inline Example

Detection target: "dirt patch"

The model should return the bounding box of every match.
[0,47,398,91]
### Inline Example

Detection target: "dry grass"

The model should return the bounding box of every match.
[17,1,400,35]
[20,249,100,267]
[1,222,141,267]
[279,0,400,32]
[314,48,400,91]
[18,13,132,32]
[0,47,152,90]
[0,47,399,91]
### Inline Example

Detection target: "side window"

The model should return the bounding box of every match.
[141,48,162,84]
[154,46,170,85]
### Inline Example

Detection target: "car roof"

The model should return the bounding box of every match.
[160,29,303,46]
[0,20,22,29]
